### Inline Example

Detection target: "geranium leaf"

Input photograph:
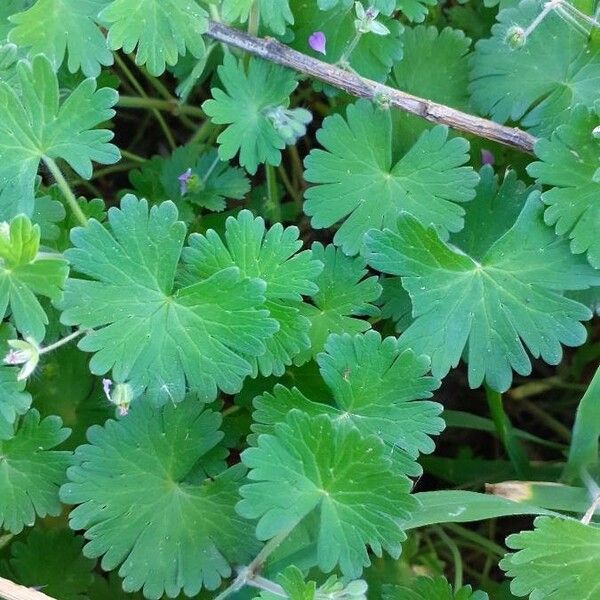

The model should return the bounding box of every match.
[295,243,381,363]
[391,26,471,149]
[0,214,69,342]
[60,196,278,404]
[254,330,443,476]
[290,1,403,82]
[365,187,600,392]
[98,0,207,76]
[0,54,119,218]
[182,209,323,376]
[303,100,478,255]
[5,528,95,600]
[470,0,600,136]
[222,0,293,35]
[501,516,600,599]
[8,0,113,77]
[203,55,301,175]
[527,104,600,268]
[384,576,488,599]
[239,410,417,577]
[0,367,31,440]
[0,410,70,534]
[61,400,259,599]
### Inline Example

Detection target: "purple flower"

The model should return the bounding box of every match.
[102,378,113,400]
[481,149,495,166]
[178,168,193,195]
[308,31,327,56]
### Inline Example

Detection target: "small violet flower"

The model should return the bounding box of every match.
[308,31,327,56]
[178,168,193,195]
[4,338,40,381]
[481,149,495,166]
[102,378,113,400]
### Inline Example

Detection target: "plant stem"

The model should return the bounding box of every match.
[213,526,295,600]
[434,526,463,592]
[204,20,537,153]
[485,386,529,478]
[42,157,88,227]
[265,164,281,222]
[443,523,506,558]
[113,53,176,150]
[120,149,147,163]
[117,96,205,119]
[40,329,87,356]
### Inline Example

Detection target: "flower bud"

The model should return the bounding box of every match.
[4,338,40,380]
[505,25,527,49]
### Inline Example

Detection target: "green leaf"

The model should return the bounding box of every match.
[304,100,478,255]
[396,0,438,21]
[501,516,600,599]
[0,214,69,342]
[0,0,34,39]
[564,367,600,482]
[0,367,31,440]
[8,0,113,77]
[98,0,207,76]
[238,410,417,578]
[451,165,532,259]
[222,0,293,35]
[257,565,316,600]
[0,54,119,218]
[5,528,95,600]
[378,276,413,332]
[129,145,250,217]
[0,410,70,534]
[27,345,113,449]
[60,196,278,404]
[527,104,600,268]
[32,193,67,243]
[365,190,600,392]
[295,243,381,363]
[404,490,553,529]
[61,400,259,599]
[203,55,300,175]
[384,576,488,600]
[290,0,403,82]
[182,209,323,376]
[470,0,600,136]
[391,26,471,149]
[253,331,443,475]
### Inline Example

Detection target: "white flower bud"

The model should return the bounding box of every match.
[4,338,40,380]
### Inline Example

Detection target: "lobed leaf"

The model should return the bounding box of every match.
[365,183,600,391]
[304,100,478,255]
[0,54,119,218]
[99,0,207,76]
[501,516,600,599]
[8,0,113,77]
[61,400,259,599]
[0,410,71,534]
[182,209,323,376]
[239,410,417,578]
[0,214,69,342]
[203,55,300,174]
[60,196,278,404]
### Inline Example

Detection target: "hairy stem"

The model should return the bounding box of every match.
[117,96,205,119]
[39,329,87,356]
[42,157,88,228]
[204,21,537,153]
